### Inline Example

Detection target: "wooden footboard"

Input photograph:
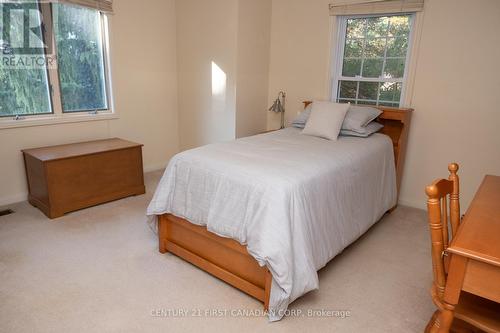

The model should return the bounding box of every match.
[158,214,272,309]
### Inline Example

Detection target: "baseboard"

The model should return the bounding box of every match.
[143,161,168,173]
[0,192,28,208]
[398,198,426,210]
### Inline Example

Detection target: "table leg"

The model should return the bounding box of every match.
[435,254,468,332]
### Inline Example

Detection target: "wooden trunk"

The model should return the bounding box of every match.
[22,138,145,219]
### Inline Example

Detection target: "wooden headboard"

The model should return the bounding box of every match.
[303,101,413,195]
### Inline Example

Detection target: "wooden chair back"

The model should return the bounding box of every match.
[425,163,461,301]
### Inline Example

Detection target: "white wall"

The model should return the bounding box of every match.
[267,0,333,129]
[401,0,500,209]
[0,0,179,206]
[176,0,239,150]
[267,0,500,209]
[176,0,271,149]
[235,0,272,138]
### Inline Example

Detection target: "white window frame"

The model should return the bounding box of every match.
[0,4,115,129]
[331,13,416,107]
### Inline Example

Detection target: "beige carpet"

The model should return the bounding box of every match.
[0,170,435,333]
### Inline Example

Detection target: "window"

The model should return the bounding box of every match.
[332,14,414,107]
[0,1,112,126]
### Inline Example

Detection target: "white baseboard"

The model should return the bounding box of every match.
[143,161,168,173]
[398,198,426,210]
[0,192,28,208]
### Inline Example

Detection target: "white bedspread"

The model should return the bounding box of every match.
[147,127,397,321]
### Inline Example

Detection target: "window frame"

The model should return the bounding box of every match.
[331,12,416,107]
[0,2,115,129]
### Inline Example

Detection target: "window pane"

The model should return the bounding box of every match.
[386,36,408,57]
[53,4,107,112]
[357,100,377,106]
[342,59,361,77]
[358,82,379,100]
[346,18,365,38]
[366,16,389,38]
[378,101,399,107]
[379,82,401,102]
[364,38,385,58]
[338,99,354,104]
[0,2,51,116]
[362,58,383,78]
[344,39,363,58]
[0,68,51,116]
[384,58,405,78]
[338,80,357,99]
[388,16,410,36]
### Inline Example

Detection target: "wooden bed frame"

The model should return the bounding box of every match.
[157,103,412,310]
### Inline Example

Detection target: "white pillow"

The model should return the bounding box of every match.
[301,101,350,140]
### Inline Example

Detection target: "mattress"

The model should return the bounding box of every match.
[147,127,397,321]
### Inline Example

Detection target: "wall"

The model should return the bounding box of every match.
[401,0,500,209]
[267,0,333,129]
[235,0,272,138]
[0,0,179,206]
[176,0,238,150]
[176,0,271,149]
[267,0,500,209]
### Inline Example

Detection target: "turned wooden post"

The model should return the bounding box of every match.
[263,269,272,311]
[448,163,460,237]
[426,184,447,299]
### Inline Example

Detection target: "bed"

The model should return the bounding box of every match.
[147,104,412,321]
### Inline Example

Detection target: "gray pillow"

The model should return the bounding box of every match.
[340,121,384,137]
[341,105,382,134]
[291,104,312,128]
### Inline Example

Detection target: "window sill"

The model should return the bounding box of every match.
[0,112,118,130]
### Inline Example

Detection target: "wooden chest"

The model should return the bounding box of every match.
[22,138,146,219]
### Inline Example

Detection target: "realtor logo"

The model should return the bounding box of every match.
[1,1,55,68]
[1,1,53,54]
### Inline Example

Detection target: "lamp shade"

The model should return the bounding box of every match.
[269,98,284,113]
[268,91,286,129]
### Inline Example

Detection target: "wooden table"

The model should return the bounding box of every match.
[442,175,500,329]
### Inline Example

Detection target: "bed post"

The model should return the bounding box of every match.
[263,269,272,311]
[158,215,168,254]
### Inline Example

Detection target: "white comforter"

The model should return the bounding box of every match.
[147,128,397,321]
